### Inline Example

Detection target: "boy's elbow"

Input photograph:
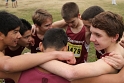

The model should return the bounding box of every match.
[3,60,14,72]
[64,68,77,81]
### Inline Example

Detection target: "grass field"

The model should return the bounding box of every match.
[0,0,124,62]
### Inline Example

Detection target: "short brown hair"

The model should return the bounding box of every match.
[61,2,79,20]
[92,11,124,42]
[32,9,52,26]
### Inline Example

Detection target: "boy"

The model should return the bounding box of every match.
[52,2,90,64]
[31,9,53,53]
[41,11,124,81]
[4,18,34,83]
[5,18,34,57]
[81,5,105,59]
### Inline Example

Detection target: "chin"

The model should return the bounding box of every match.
[95,47,102,51]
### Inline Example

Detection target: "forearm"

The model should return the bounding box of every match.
[52,19,67,28]
[2,52,58,72]
[41,59,117,80]
[41,60,74,80]
[71,59,117,79]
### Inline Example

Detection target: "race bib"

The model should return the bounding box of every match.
[67,42,82,57]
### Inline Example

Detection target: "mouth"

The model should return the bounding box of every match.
[14,40,18,45]
[94,43,100,49]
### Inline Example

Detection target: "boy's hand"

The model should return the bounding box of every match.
[31,25,36,36]
[54,51,76,65]
[102,52,124,69]
[30,37,35,46]
[120,39,124,48]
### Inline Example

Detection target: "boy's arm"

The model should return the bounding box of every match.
[0,51,75,72]
[71,67,124,83]
[41,59,117,80]
[52,19,67,29]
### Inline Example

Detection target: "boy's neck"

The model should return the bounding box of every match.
[43,48,57,52]
[0,43,7,52]
[105,43,121,53]
[70,19,84,33]
[8,44,20,51]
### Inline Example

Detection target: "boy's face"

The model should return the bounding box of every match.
[90,26,114,51]
[3,27,22,47]
[38,18,53,34]
[82,20,91,29]
[65,17,79,28]
[18,30,33,47]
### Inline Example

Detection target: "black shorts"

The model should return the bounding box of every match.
[11,0,15,2]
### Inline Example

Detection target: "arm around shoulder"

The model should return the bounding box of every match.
[52,19,67,29]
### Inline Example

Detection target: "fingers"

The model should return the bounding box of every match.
[104,56,121,69]
[67,57,76,65]
[103,54,124,69]
[31,25,36,36]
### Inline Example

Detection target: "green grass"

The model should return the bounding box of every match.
[0,0,124,62]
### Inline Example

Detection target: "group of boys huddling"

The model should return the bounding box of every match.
[0,1,124,83]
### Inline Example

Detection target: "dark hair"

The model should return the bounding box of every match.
[61,2,79,20]
[19,18,32,35]
[0,11,22,36]
[32,9,52,26]
[81,6,104,21]
[42,28,68,51]
[92,11,124,42]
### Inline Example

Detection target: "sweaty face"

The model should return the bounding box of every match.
[18,30,32,47]
[38,18,53,35]
[90,26,113,51]
[4,27,22,47]
[65,17,79,28]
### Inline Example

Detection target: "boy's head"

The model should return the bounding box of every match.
[18,18,33,47]
[0,11,22,36]
[39,28,68,51]
[81,6,104,28]
[0,11,22,47]
[91,11,124,42]
[61,2,79,21]
[19,18,32,35]
[61,2,80,28]
[32,9,53,34]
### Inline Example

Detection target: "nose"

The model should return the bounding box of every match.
[48,24,52,29]
[17,32,22,39]
[90,34,95,42]
[68,23,73,27]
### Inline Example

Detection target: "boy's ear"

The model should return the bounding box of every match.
[62,45,68,51]
[34,24,38,28]
[39,42,44,51]
[78,13,81,19]
[112,34,119,42]
[0,32,4,40]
